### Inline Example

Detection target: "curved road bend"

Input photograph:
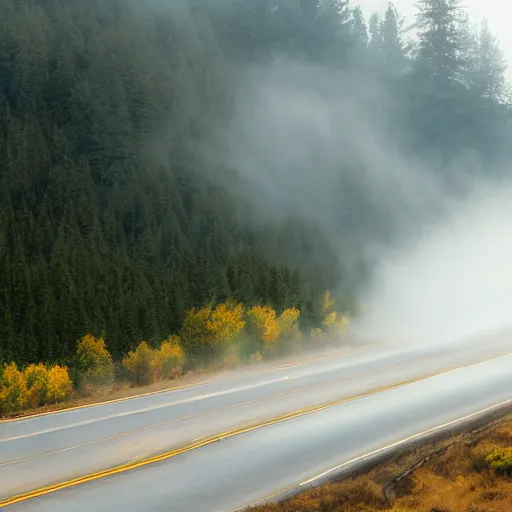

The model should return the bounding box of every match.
[1,331,512,509]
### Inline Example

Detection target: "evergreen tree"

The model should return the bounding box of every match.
[474,20,508,102]
[350,6,369,49]
[368,12,383,60]
[414,0,465,85]
[380,3,408,76]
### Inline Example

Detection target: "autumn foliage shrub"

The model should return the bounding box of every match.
[485,447,512,476]
[122,341,159,386]
[240,305,305,360]
[277,308,302,354]
[157,336,185,379]
[179,307,211,361]
[24,363,50,408]
[0,363,29,414]
[45,365,73,404]
[321,290,350,336]
[246,305,280,355]
[75,334,114,388]
[207,301,245,342]
[180,301,245,364]
[0,362,73,415]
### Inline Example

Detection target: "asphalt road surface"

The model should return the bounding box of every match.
[2,331,512,511]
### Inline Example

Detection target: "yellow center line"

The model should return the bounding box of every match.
[0,353,424,468]
[1,348,511,508]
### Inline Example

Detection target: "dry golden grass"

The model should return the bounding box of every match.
[251,415,512,512]
[253,480,387,512]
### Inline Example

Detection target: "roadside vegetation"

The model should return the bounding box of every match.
[0,292,348,417]
[250,416,512,512]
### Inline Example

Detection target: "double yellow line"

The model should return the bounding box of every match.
[1,348,510,508]
[0,380,413,507]
[0,354,409,468]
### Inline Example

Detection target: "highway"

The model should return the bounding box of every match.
[1,330,512,511]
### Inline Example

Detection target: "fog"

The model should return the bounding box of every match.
[205,54,512,347]
[206,58,445,278]
[215,59,441,223]
[138,0,512,351]
[358,0,512,82]
[358,177,512,345]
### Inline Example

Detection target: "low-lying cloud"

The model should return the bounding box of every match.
[206,58,445,273]
[357,177,512,345]
[203,56,511,346]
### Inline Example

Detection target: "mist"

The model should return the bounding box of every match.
[204,58,443,281]
[142,0,512,348]
[357,177,512,346]
[204,55,511,347]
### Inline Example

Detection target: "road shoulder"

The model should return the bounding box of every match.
[249,410,512,512]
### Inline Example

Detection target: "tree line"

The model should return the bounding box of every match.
[0,295,348,415]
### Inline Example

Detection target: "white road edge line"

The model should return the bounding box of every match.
[0,376,289,443]
[0,343,384,426]
[299,396,512,486]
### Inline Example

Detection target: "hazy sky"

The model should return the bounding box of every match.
[357,0,512,80]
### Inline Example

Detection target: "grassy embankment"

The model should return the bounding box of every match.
[251,414,512,512]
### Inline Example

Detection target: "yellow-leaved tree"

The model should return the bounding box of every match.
[207,301,246,342]
[76,334,114,388]
[180,301,245,365]
[122,341,158,386]
[45,365,73,404]
[322,290,335,313]
[24,363,50,408]
[323,310,350,333]
[277,308,302,354]
[156,336,185,380]
[209,301,245,367]
[320,290,350,336]
[0,362,29,414]
[246,305,280,356]
[179,307,211,363]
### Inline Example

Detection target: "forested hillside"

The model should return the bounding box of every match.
[0,0,510,367]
